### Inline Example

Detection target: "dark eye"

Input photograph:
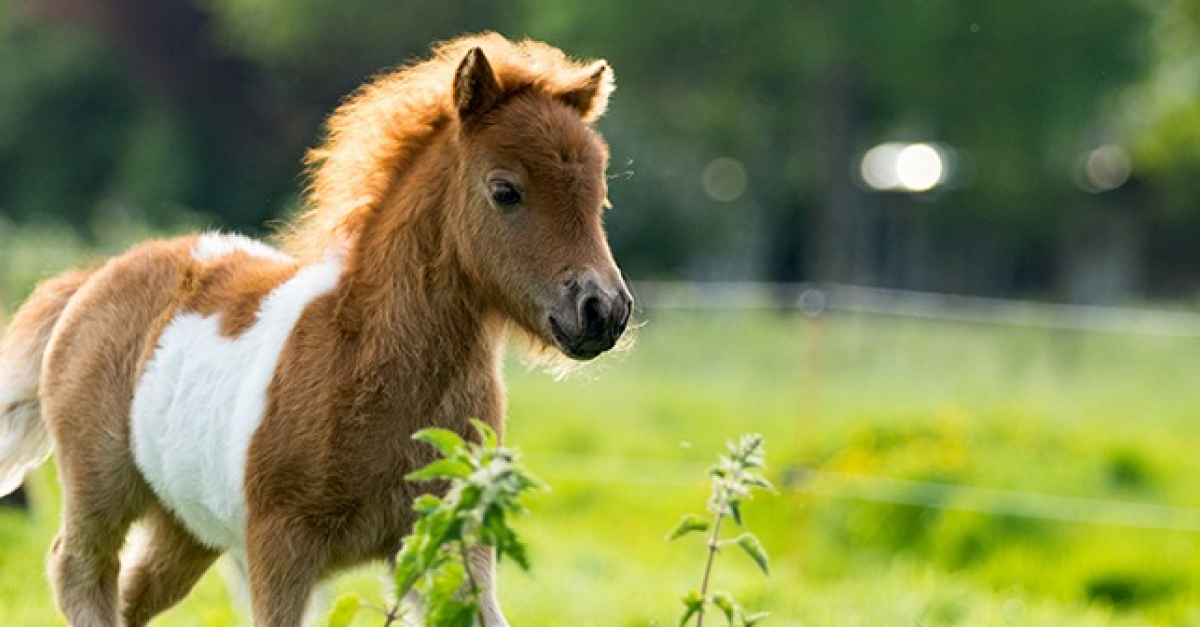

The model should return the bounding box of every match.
[489,179,522,208]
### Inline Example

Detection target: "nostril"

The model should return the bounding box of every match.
[581,295,606,339]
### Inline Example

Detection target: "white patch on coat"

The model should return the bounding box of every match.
[130,251,342,551]
[192,232,293,264]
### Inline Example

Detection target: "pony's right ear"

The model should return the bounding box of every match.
[558,61,614,122]
[454,47,503,122]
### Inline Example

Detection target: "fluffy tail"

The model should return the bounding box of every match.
[0,270,93,496]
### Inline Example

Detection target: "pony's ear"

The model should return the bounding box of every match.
[558,61,614,122]
[454,47,503,122]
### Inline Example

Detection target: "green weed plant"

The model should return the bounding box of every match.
[669,434,773,627]
[326,419,542,627]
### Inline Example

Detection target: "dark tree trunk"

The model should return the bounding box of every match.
[810,63,876,285]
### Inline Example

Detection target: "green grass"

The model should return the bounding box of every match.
[3,232,1200,624]
[493,310,1200,626]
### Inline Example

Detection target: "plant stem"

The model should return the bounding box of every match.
[382,551,400,626]
[458,540,483,627]
[695,511,726,627]
[382,604,400,627]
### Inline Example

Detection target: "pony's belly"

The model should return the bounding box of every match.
[130,313,262,550]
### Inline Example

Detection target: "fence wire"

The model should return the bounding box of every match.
[526,452,1200,534]
[633,281,1200,338]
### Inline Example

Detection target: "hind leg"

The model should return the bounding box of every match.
[35,238,192,624]
[119,506,221,626]
[46,407,153,627]
[47,456,149,627]
[48,528,126,627]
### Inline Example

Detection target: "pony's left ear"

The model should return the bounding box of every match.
[454,47,503,122]
[558,61,614,122]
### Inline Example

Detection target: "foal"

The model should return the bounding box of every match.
[0,33,630,626]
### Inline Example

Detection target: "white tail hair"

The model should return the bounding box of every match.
[0,270,91,496]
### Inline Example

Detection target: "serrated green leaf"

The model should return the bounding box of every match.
[413,428,467,458]
[742,611,770,626]
[679,590,705,626]
[393,542,423,596]
[422,508,458,546]
[501,532,531,571]
[457,483,482,512]
[425,558,467,609]
[324,594,361,627]
[711,592,737,624]
[407,458,473,482]
[729,500,744,527]
[470,418,499,448]
[743,472,776,492]
[413,493,443,514]
[667,513,712,541]
[481,503,509,534]
[735,533,770,575]
[427,596,479,627]
[514,470,546,493]
[395,510,462,595]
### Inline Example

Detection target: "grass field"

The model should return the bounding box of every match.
[2,229,1200,625]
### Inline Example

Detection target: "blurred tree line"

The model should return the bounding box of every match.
[4,0,1200,300]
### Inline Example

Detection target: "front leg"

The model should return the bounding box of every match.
[470,546,509,627]
[245,515,328,627]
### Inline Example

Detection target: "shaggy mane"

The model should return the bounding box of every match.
[279,32,614,261]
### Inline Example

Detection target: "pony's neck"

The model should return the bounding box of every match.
[334,131,503,397]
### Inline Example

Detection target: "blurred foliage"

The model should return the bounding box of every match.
[0,2,135,224]
[5,0,1200,294]
[203,0,505,79]
[517,0,1151,286]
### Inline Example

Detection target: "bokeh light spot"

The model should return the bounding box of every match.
[702,157,748,202]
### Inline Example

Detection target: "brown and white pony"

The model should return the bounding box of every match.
[0,33,631,626]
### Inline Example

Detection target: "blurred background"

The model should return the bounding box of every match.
[4,0,1200,625]
[6,0,1200,300]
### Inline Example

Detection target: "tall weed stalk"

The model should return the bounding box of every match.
[669,434,773,626]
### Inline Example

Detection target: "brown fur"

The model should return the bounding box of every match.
[0,33,631,626]
[184,251,300,338]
